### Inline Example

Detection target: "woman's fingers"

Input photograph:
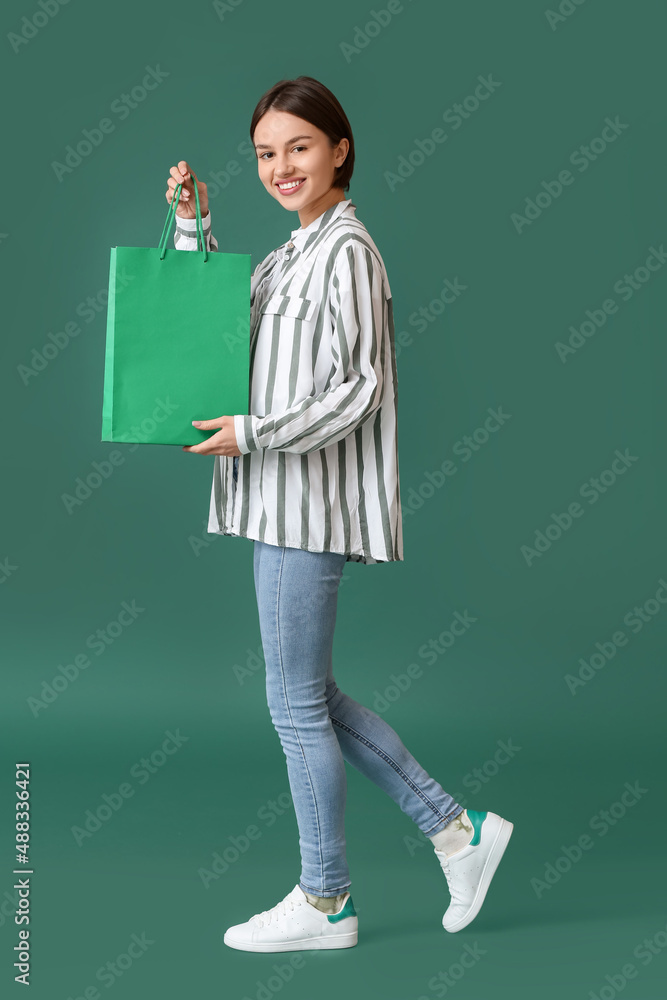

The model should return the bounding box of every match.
[191,416,226,429]
[165,161,208,217]
[166,176,191,204]
[171,161,192,184]
[167,163,194,194]
[165,162,199,216]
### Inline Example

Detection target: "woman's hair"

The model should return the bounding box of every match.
[250,76,355,192]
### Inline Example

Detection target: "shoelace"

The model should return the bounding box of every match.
[252,896,298,928]
[437,855,464,904]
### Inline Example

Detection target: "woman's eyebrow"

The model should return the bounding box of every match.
[254,134,313,150]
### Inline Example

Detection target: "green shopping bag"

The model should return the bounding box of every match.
[101,178,251,446]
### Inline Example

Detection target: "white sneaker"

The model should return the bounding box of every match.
[223,883,358,953]
[435,809,513,933]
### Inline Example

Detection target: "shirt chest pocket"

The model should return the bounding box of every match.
[259,292,319,323]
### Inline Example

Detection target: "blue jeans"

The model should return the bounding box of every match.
[252,539,463,897]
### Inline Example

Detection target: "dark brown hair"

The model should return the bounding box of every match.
[250,76,355,192]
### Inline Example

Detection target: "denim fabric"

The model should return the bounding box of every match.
[252,539,463,897]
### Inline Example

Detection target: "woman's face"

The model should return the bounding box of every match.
[253,109,348,213]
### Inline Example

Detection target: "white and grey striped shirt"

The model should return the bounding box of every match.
[174,197,403,564]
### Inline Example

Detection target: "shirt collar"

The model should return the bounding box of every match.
[287,198,356,253]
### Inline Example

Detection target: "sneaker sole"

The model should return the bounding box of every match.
[443,817,514,933]
[223,929,358,952]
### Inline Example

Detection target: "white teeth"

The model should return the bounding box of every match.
[278,179,303,189]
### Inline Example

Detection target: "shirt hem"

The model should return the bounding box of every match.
[206,524,403,564]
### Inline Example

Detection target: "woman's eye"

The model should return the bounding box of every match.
[259,146,306,160]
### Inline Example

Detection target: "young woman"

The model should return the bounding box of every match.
[166,76,513,953]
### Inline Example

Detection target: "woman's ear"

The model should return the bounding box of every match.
[335,138,349,167]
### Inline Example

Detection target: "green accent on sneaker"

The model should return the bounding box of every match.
[327,895,356,923]
[465,809,488,845]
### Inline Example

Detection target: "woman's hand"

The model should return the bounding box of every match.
[166,160,209,220]
[183,416,242,456]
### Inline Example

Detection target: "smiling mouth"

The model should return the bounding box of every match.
[276,178,306,193]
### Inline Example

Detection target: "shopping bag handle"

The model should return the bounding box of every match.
[158,176,208,262]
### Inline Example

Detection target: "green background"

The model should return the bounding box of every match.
[2,0,666,997]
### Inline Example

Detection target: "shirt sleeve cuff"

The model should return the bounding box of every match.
[234,414,259,454]
[174,210,211,229]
